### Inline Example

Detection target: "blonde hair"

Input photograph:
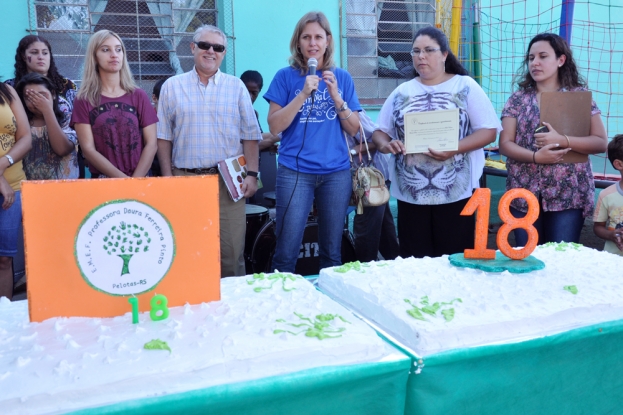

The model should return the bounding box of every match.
[77,30,136,106]
[289,11,335,75]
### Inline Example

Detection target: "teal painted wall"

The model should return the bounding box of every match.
[232,2,346,129]
[0,3,31,81]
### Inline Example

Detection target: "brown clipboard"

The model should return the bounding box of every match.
[540,91,592,163]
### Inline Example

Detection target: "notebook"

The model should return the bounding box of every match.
[217,154,262,202]
[540,91,592,163]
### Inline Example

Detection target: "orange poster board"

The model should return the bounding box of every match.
[22,176,221,322]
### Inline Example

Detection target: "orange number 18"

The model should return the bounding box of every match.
[461,188,539,260]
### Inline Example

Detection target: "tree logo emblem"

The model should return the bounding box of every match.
[103,222,151,276]
[75,200,175,296]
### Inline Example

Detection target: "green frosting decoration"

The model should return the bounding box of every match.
[441,308,455,322]
[543,241,582,251]
[333,261,371,273]
[274,312,351,340]
[404,297,462,322]
[564,285,579,295]
[144,339,171,353]
[448,252,545,273]
[246,272,300,292]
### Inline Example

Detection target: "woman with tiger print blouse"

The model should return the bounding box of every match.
[372,26,501,258]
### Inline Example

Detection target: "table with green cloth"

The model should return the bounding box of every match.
[67,353,410,415]
[395,319,623,415]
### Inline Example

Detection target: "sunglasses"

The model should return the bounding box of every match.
[194,41,225,53]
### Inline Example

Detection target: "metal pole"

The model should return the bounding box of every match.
[559,0,575,45]
[472,1,482,85]
[450,0,463,55]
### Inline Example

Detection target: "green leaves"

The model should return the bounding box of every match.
[334,261,371,273]
[543,242,582,252]
[404,296,461,322]
[564,285,578,295]
[103,222,151,259]
[144,339,171,353]
[275,312,350,340]
[441,308,455,322]
[407,307,426,321]
[246,272,300,292]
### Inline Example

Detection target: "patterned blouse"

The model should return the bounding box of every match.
[501,87,600,218]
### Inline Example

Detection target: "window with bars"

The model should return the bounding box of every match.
[343,0,435,105]
[31,0,231,92]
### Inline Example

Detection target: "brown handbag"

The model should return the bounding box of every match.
[345,123,390,215]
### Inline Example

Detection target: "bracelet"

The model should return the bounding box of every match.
[4,154,14,166]
[339,109,353,120]
[533,151,537,164]
[564,134,571,148]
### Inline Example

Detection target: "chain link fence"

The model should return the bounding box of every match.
[28,0,234,94]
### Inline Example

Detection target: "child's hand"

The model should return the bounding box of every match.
[613,230,623,252]
[0,176,15,210]
[25,88,54,116]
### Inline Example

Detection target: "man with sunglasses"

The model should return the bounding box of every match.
[157,24,261,278]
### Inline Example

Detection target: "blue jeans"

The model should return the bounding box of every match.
[510,206,584,246]
[272,165,352,273]
[0,191,22,257]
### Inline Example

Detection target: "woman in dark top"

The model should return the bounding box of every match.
[71,30,157,178]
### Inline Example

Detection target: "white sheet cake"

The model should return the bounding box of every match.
[318,243,623,357]
[0,273,400,414]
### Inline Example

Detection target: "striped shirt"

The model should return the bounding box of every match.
[157,68,261,169]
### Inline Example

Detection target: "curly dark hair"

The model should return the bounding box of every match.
[13,35,68,96]
[515,33,586,91]
[607,134,623,167]
[15,73,65,124]
[412,27,469,77]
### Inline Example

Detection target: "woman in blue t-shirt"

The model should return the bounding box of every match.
[264,11,362,273]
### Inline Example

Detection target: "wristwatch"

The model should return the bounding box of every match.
[338,101,349,112]
[4,154,14,166]
[246,170,258,178]
[350,149,357,156]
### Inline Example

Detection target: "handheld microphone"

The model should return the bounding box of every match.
[308,58,318,95]
[308,57,318,76]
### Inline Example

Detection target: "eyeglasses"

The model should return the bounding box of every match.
[194,41,225,53]
[410,48,441,57]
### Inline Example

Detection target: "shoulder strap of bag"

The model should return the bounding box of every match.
[344,120,373,165]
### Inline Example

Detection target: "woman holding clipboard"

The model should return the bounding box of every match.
[372,27,500,258]
[499,33,607,245]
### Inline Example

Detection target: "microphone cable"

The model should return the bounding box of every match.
[275,92,315,244]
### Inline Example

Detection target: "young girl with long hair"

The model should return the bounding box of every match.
[16,73,78,180]
[6,35,77,121]
[71,30,157,178]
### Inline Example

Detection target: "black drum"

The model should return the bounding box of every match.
[245,204,269,274]
[250,219,356,276]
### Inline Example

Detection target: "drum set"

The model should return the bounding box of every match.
[244,193,356,276]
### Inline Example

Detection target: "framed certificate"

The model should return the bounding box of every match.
[404,108,460,154]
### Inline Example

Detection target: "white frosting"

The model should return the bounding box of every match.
[318,245,623,357]
[0,274,399,414]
